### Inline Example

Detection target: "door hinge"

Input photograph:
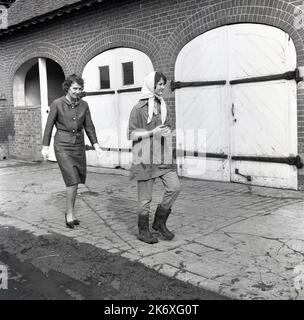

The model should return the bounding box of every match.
[232,155,304,169]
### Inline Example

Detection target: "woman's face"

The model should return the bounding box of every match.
[155,78,165,96]
[67,82,83,100]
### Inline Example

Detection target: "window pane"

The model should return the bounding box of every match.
[99,66,110,89]
[122,62,134,86]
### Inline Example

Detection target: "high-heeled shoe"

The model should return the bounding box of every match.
[73,219,80,226]
[65,214,75,229]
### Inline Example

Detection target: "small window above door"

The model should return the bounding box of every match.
[99,66,110,89]
[122,61,134,86]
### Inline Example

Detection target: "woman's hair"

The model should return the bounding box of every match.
[62,74,84,93]
[154,72,167,88]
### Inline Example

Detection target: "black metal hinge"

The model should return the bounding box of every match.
[171,80,226,91]
[230,69,303,85]
[175,149,228,159]
[232,155,304,169]
[171,69,303,91]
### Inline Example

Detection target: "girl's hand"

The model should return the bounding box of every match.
[151,125,165,137]
[161,126,171,137]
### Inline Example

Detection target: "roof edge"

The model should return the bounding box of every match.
[0,0,104,38]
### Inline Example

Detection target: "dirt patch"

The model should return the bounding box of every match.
[0,226,227,300]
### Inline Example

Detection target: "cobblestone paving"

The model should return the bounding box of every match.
[1,160,304,300]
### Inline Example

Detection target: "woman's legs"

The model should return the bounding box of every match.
[66,184,78,222]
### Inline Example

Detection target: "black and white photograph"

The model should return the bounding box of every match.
[1,0,304,304]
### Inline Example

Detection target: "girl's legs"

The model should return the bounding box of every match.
[137,179,158,244]
[152,171,181,240]
[159,171,181,210]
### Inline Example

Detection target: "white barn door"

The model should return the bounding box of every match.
[175,27,230,181]
[175,24,298,189]
[229,25,298,189]
[82,48,153,169]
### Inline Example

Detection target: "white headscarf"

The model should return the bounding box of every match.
[139,71,167,124]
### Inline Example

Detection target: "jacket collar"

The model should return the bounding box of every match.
[138,97,161,108]
[63,96,80,107]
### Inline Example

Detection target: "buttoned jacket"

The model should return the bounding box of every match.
[128,98,175,181]
[42,96,98,146]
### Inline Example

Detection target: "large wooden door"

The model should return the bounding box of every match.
[175,27,230,181]
[175,24,298,189]
[229,24,298,189]
[83,48,153,169]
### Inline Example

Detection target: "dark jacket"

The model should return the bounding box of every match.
[128,98,175,181]
[42,96,98,146]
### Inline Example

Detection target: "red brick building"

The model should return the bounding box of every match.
[1,0,304,190]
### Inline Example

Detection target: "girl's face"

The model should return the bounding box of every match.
[67,82,83,100]
[155,78,165,96]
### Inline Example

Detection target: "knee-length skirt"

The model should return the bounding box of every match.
[54,140,86,187]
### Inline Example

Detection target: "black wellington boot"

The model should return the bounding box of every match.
[152,205,175,240]
[137,214,158,244]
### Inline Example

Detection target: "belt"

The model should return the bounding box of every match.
[57,129,83,134]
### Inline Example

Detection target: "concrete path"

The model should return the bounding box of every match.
[1,159,304,300]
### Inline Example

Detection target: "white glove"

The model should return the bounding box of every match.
[93,144,103,159]
[41,146,50,161]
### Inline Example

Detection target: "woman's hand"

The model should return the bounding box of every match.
[131,125,170,141]
[41,146,50,161]
[94,144,103,158]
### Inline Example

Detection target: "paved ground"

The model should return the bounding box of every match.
[1,159,304,300]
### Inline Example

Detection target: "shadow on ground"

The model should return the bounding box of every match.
[0,226,228,300]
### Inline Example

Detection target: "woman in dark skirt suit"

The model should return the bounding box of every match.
[41,74,102,229]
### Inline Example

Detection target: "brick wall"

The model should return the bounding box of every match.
[9,106,42,161]
[0,44,14,147]
[1,0,304,183]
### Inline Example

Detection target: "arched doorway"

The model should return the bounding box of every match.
[23,59,64,106]
[175,24,298,189]
[13,58,65,161]
[82,47,154,169]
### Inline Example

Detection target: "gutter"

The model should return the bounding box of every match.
[0,0,104,38]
